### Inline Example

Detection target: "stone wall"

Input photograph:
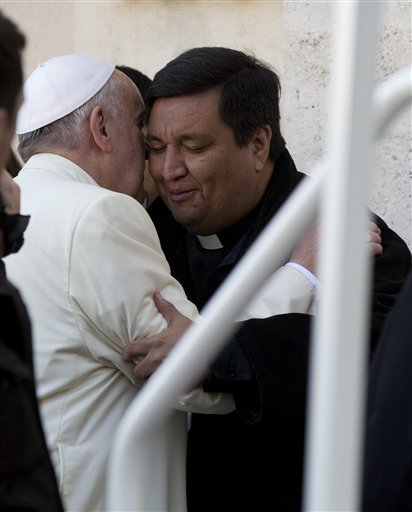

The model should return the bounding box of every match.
[3,0,410,248]
[281,1,411,249]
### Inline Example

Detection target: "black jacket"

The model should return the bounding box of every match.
[363,270,412,512]
[0,261,63,511]
[149,149,411,511]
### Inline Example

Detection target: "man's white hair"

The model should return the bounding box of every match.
[18,71,124,162]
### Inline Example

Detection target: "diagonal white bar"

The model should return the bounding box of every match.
[372,66,412,139]
[303,2,379,510]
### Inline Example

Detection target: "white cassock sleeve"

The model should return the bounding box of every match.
[69,193,235,413]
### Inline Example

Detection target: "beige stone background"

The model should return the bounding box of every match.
[2,0,411,249]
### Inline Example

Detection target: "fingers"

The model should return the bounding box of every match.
[123,335,167,379]
[369,242,383,256]
[123,294,193,380]
[367,221,381,235]
[366,222,383,256]
[133,344,166,380]
[122,338,149,362]
[366,230,381,245]
[153,291,177,326]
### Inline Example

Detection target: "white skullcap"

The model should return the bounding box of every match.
[16,54,115,134]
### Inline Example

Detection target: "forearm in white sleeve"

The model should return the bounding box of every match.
[237,264,319,322]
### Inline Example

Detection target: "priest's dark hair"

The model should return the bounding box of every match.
[116,65,152,103]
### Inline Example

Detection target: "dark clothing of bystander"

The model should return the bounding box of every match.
[0,260,63,511]
[363,270,412,512]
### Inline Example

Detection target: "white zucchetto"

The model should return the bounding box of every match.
[16,54,115,134]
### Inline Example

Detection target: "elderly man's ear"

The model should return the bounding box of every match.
[89,106,112,153]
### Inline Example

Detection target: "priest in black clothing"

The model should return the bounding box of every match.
[124,47,411,511]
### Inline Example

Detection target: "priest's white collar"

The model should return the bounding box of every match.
[196,234,224,250]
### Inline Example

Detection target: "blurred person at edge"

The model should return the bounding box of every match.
[362,265,412,512]
[123,46,412,512]
[0,11,63,511]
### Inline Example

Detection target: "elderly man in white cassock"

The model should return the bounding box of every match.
[4,54,236,512]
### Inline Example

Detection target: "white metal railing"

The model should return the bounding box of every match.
[107,2,412,509]
[304,5,412,510]
[303,3,378,510]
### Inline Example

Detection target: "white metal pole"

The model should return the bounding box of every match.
[303,2,378,511]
